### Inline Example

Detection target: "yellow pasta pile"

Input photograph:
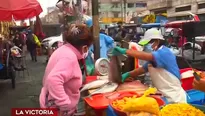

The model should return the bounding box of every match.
[122,96,160,115]
[142,87,157,97]
[160,103,205,116]
[112,95,138,111]
[112,88,160,115]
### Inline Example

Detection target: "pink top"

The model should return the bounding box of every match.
[39,43,83,115]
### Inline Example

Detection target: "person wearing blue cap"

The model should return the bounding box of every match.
[111,28,187,104]
[85,19,93,28]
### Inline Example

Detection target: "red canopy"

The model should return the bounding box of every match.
[0,0,43,21]
[165,14,200,28]
[165,20,197,28]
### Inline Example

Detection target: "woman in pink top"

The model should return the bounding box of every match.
[39,24,94,116]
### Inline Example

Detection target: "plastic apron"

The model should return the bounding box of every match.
[148,66,187,103]
[85,51,95,76]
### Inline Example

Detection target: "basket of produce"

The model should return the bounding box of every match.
[110,88,205,116]
[110,88,165,116]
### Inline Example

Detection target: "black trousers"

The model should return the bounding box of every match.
[29,48,37,61]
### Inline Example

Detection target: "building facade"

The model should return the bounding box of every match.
[41,7,60,24]
[97,0,147,23]
[147,0,205,21]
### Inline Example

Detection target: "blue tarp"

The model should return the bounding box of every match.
[90,33,114,58]
[156,15,168,24]
[141,23,161,28]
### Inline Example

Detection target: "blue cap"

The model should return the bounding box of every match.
[85,19,93,27]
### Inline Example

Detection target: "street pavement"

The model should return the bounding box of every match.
[0,54,47,116]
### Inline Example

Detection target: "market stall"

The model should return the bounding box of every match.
[82,55,205,116]
[0,0,43,38]
[83,74,205,116]
[81,25,205,115]
[0,0,42,89]
[0,21,16,39]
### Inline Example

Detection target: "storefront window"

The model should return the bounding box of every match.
[113,12,120,18]
[175,6,191,12]
[198,3,205,9]
[154,10,167,14]
[136,3,147,7]
[111,3,120,8]
[127,3,134,8]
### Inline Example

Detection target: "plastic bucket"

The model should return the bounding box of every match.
[180,68,194,91]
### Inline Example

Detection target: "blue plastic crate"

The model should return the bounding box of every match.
[192,104,205,113]
[187,89,205,105]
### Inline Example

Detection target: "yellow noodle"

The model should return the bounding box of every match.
[160,103,205,116]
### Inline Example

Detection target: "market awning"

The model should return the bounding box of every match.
[0,0,43,21]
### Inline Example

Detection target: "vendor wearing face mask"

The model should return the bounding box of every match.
[111,28,187,103]
[39,24,94,116]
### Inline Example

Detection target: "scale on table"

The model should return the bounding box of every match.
[95,58,110,76]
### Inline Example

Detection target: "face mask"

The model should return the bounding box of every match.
[152,41,159,51]
[144,44,153,52]
[82,51,89,59]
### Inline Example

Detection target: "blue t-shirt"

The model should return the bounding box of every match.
[142,46,181,79]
